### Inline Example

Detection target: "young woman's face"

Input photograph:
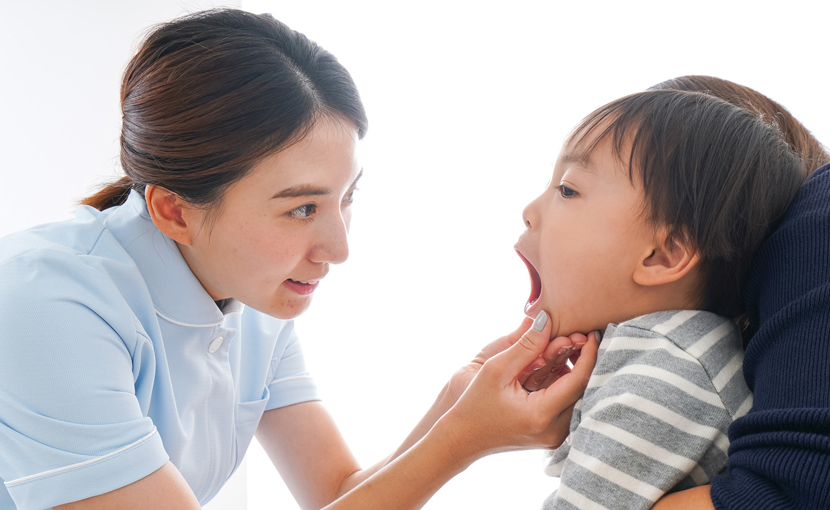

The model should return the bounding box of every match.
[514,134,654,338]
[181,117,362,319]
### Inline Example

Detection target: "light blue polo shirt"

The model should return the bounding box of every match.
[0,191,320,510]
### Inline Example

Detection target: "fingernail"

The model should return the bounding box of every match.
[556,346,573,357]
[532,311,548,332]
[594,329,603,342]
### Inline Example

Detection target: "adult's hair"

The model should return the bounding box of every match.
[81,8,368,211]
[568,90,804,323]
[650,75,830,175]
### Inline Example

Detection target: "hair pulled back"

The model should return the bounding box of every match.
[82,8,368,211]
[569,90,804,323]
[650,75,829,175]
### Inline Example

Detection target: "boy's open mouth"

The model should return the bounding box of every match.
[516,250,542,313]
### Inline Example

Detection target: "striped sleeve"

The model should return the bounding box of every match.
[543,311,750,510]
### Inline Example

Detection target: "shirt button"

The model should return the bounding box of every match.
[208,336,224,353]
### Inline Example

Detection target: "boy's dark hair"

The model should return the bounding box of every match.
[568,90,804,324]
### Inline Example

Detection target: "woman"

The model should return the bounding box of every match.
[0,9,597,510]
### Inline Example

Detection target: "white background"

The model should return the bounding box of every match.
[1,1,828,509]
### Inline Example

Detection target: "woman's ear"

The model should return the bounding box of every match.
[145,185,195,246]
[633,227,700,287]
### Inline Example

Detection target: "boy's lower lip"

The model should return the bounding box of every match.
[283,279,320,295]
[525,297,541,318]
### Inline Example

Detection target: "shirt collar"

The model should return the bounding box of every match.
[109,190,243,327]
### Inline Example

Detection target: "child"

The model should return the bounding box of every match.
[513,89,805,509]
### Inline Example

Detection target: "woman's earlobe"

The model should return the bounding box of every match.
[145,185,194,245]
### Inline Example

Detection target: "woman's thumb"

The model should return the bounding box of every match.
[493,311,551,377]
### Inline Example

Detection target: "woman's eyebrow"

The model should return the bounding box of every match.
[271,169,363,199]
[271,185,332,199]
[349,169,364,188]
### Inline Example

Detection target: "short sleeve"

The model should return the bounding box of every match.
[544,327,733,510]
[263,319,320,411]
[0,251,168,510]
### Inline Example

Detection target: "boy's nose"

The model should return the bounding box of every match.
[522,198,540,229]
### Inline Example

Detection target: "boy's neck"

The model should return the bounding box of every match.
[631,271,703,318]
[596,269,705,332]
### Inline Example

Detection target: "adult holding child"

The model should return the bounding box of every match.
[513,75,830,509]
[645,77,830,509]
[0,9,599,510]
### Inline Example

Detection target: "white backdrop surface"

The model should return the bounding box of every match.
[1,1,828,509]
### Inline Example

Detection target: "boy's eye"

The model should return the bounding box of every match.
[289,203,317,219]
[556,185,578,198]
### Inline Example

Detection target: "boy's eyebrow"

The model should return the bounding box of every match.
[271,169,363,199]
[560,151,598,174]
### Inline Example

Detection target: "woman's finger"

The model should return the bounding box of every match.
[521,336,574,390]
[518,335,572,385]
[488,311,552,380]
[507,316,536,344]
[534,329,600,413]
[473,316,535,364]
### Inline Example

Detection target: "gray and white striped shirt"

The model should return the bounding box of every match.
[543,310,752,510]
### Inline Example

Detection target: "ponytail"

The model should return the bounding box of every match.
[80,176,135,211]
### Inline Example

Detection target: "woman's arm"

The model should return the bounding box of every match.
[255,315,576,507]
[651,486,714,510]
[256,378,467,508]
[257,312,599,510]
[54,462,201,510]
[327,313,598,510]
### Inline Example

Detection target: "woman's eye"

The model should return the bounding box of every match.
[289,203,317,219]
[556,185,578,198]
[343,187,359,204]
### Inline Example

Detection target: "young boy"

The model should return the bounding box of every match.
[513,90,805,509]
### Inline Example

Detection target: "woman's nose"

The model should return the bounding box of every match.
[310,214,350,264]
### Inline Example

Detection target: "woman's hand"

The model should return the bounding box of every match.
[321,311,598,510]
[438,311,599,460]
[447,318,596,401]
[522,330,597,392]
[446,317,532,403]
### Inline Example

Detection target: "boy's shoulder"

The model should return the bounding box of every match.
[609,309,740,358]
[599,309,751,420]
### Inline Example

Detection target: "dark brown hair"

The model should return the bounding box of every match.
[81,9,367,211]
[650,75,829,175]
[568,90,804,323]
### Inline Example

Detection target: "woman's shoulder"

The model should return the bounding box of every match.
[0,205,153,347]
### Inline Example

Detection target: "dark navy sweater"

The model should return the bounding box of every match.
[711,163,830,509]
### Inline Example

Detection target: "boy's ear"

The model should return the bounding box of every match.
[145,185,195,246]
[633,227,700,287]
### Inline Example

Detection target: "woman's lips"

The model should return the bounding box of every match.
[515,251,542,314]
[283,278,320,295]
